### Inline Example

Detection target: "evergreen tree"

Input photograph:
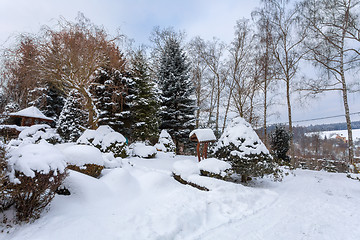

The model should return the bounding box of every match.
[158,38,195,154]
[270,125,290,163]
[130,49,159,143]
[43,85,65,124]
[90,67,133,137]
[57,90,87,142]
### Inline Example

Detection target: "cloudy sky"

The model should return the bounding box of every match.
[1,0,360,126]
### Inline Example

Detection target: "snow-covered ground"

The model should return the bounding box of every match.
[1,154,360,240]
[306,128,360,142]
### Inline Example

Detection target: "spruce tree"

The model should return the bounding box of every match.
[90,67,133,137]
[57,90,87,142]
[270,125,290,163]
[158,38,195,154]
[130,49,159,144]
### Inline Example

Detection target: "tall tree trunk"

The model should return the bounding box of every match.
[215,77,220,134]
[341,75,354,164]
[286,78,295,166]
[78,87,97,129]
[263,78,268,147]
[222,79,235,133]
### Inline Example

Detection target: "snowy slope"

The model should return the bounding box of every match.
[307,128,360,141]
[1,155,360,240]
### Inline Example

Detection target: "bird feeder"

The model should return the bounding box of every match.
[189,129,216,162]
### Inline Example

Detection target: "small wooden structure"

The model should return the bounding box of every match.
[9,106,53,126]
[189,129,216,162]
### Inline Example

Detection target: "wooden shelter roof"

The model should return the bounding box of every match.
[9,106,53,122]
[189,129,216,143]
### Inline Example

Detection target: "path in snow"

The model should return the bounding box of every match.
[192,170,360,240]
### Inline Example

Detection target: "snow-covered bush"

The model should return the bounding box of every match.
[62,145,104,178]
[213,117,280,182]
[8,124,62,148]
[129,142,157,158]
[77,125,129,158]
[7,141,67,222]
[0,144,12,211]
[198,158,232,180]
[154,130,176,153]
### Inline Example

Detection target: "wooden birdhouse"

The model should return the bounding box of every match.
[189,129,216,162]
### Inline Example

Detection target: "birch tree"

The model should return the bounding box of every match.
[300,0,360,164]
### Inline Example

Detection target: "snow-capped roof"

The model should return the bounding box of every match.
[9,106,53,121]
[189,129,216,142]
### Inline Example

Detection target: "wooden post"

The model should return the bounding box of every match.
[204,142,208,159]
[21,117,25,126]
[197,142,201,162]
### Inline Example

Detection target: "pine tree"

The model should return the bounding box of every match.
[130,49,159,143]
[158,38,195,154]
[270,125,290,163]
[57,90,87,142]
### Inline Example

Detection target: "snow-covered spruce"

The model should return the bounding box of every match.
[130,49,160,143]
[270,125,290,163]
[7,141,67,222]
[154,130,176,154]
[213,117,281,182]
[158,37,195,154]
[77,125,129,158]
[129,142,157,158]
[57,90,87,142]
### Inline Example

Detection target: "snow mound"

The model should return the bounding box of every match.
[130,142,157,158]
[198,158,231,174]
[102,152,123,169]
[189,129,216,142]
[61,145,104,166]
[173,160,200,180]
[8,141,67,181]
[215,117,269,156]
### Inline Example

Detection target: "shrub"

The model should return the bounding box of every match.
[62,145,105,177]
[67,164,104,178]
[9,170,67,222]
[8,124,62,148]
[77,125,129,158]
[7,142,68,222]
[0,145,13,211]
[213,117,281,182]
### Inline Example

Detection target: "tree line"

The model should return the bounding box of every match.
[1,0,360,164]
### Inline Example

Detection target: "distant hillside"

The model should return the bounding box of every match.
[260,121,360,134]
[301,121,360,133]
